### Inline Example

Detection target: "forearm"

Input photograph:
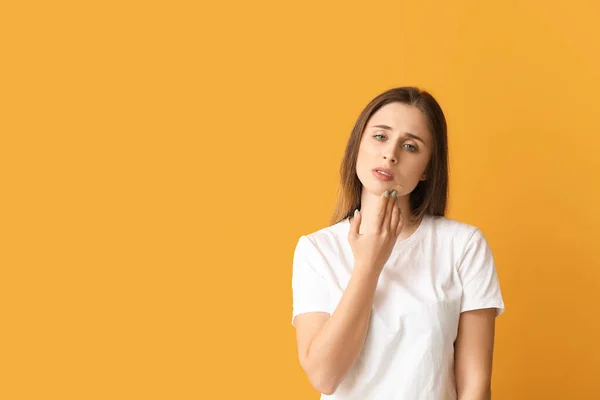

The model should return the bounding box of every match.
[458,385,491,400]
[305,266,379,393]
[454,308,496,400]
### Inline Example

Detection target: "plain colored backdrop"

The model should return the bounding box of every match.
[1,1,599,399]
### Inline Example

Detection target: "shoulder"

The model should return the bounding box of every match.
[428,214,481,239]
[292,219,350,276]
[427,215,498,272]
[426,214,490,254]
[297,218,350,251]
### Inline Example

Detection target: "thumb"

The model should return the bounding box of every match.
[349,209,361,239]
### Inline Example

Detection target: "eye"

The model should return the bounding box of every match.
[404,143,418,152]
[373,133,386,140]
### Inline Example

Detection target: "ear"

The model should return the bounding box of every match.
[420,173,427,181]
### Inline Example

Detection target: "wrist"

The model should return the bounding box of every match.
[352,263,381,282]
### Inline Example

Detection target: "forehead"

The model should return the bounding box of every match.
[367,102,431,140]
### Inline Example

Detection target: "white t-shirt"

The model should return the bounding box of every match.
[291,213,505,400]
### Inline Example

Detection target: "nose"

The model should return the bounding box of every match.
[383,148,398,164]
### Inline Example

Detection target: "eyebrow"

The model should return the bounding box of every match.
[370,124,426,145]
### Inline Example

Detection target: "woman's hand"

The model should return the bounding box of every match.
[347,186,405,276]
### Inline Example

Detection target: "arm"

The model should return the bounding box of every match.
[454,307,497,400]
[294,267,379,395]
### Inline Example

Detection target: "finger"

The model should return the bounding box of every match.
[384,189,397,231]
[394,206,405,237]
[348,209,361,239]
[375,190,389,232]
[390,196,400,233]
[390,184,404,234]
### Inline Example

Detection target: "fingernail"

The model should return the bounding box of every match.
[391,190,397,198]
[354,209,359,217]
[384,190,389,198]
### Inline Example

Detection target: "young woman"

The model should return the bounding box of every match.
[291,87,505,399]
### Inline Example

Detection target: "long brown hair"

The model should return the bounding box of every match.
[330,86,449,226]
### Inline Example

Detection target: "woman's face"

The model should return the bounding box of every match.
[356,102,433,197]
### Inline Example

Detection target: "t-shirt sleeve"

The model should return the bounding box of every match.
[291,235,331,327]
[457,228,505,317]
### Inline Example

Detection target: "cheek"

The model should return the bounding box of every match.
[404,156,430,177]
[355,148,372,177]
[357,141,376,160]
[356,144,370,166]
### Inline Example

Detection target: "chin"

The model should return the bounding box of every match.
[358,170,398,194]
[362,180,389,195]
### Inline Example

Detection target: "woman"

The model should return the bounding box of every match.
[291,87,505,399]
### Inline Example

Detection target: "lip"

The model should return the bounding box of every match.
[373,167,394,178]
[372,168,394,182]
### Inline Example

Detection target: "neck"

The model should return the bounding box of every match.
[358,190,418,235]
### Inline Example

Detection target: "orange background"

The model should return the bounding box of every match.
[1,1,599,399]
